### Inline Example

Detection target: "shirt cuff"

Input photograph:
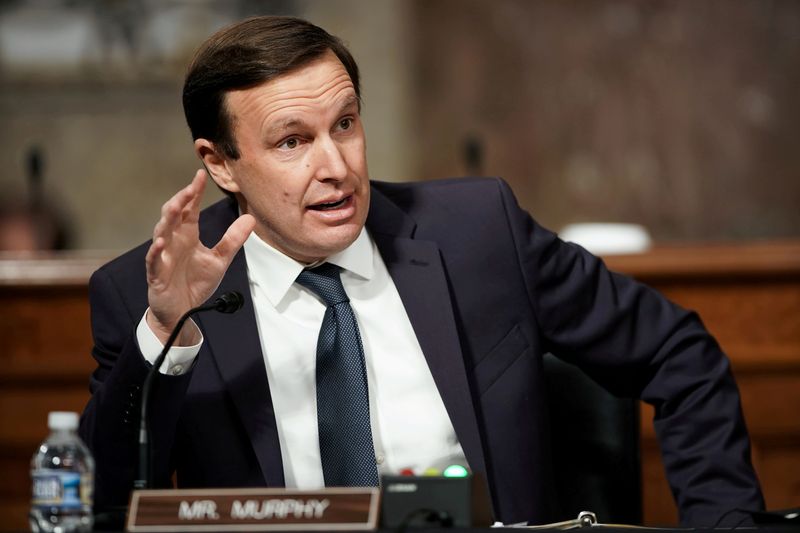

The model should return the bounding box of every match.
[136,309,203,376]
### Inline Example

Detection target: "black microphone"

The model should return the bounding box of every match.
[213,291,244,314]
[133,291,244,490]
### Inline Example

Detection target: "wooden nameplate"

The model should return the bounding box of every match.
[126,487,380,531]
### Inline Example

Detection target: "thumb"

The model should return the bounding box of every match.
[213,214,256,264]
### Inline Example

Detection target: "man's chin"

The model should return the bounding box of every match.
[293,226,363,263]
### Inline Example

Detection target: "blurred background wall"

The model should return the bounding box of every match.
[0,0,798,249]
[0,0,415,250]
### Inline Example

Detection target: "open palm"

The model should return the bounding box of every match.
[145,169,255,344]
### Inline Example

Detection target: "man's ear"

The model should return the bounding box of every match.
[194,138,241,194]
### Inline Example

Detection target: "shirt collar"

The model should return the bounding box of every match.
[243,227,375,307]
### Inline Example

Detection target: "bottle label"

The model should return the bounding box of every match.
[31,470,92,509]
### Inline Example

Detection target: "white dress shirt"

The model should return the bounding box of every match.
[138,228,468,488]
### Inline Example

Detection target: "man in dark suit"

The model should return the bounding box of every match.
[79,16,764,526]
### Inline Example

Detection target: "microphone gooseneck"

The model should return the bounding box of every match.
[133,291,244,490]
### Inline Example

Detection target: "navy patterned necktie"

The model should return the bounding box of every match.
[296,263,379,487]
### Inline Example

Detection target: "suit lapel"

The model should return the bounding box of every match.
[196,200,285,487]
[368,187,488,479]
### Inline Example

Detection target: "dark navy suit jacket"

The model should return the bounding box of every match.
[80,177,764,525]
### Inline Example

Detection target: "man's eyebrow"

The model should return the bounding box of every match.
[338,95,360,114]
[264,95,361,137]
[266,117,308,137]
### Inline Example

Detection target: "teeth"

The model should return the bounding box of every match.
[312,198,346,210]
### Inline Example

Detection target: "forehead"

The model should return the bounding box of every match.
[225,51,356,124]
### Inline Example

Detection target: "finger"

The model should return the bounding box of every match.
[184,169,208,221]
[154,171,205,241]
[152,210,175,240]
[153,201,182,248]
[145,236,169,284]
[160,174,198,219]
[166,169,205,228]
[212,214,256,264]
[156,196,189,242]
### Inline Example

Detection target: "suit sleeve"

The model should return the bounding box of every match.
[79,266,192,510]
[494,179,764,525]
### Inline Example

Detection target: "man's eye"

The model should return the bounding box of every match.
[338,118,352,130]
[279,138,299,149]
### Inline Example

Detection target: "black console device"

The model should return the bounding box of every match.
[380,474,492,528]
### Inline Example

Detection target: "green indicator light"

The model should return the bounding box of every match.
[442,464,469,478]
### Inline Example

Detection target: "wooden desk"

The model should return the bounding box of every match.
[0,253,105,532]
[0,241,798,530]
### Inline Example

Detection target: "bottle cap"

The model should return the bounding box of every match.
[48,411,79,431]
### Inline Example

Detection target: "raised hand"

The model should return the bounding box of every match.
[145,169,255,344]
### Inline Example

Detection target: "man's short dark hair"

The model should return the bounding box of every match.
[182,16,361,160]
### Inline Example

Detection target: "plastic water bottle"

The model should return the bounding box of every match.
[30,412,94,533]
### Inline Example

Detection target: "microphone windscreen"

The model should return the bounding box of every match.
[214,291,244,314]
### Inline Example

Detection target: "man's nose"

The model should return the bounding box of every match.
[312,136,348,181]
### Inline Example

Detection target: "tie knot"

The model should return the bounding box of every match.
[296,263,349,306]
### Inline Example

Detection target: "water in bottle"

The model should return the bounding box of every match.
[30,411,94,533]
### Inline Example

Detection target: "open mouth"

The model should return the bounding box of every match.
[308,196,351,211]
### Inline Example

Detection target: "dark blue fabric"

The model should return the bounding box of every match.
[81,178,764,525]
[296,263,379,487]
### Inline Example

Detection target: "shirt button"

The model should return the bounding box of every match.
[376,454,385,465]
[171,365,183,375]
